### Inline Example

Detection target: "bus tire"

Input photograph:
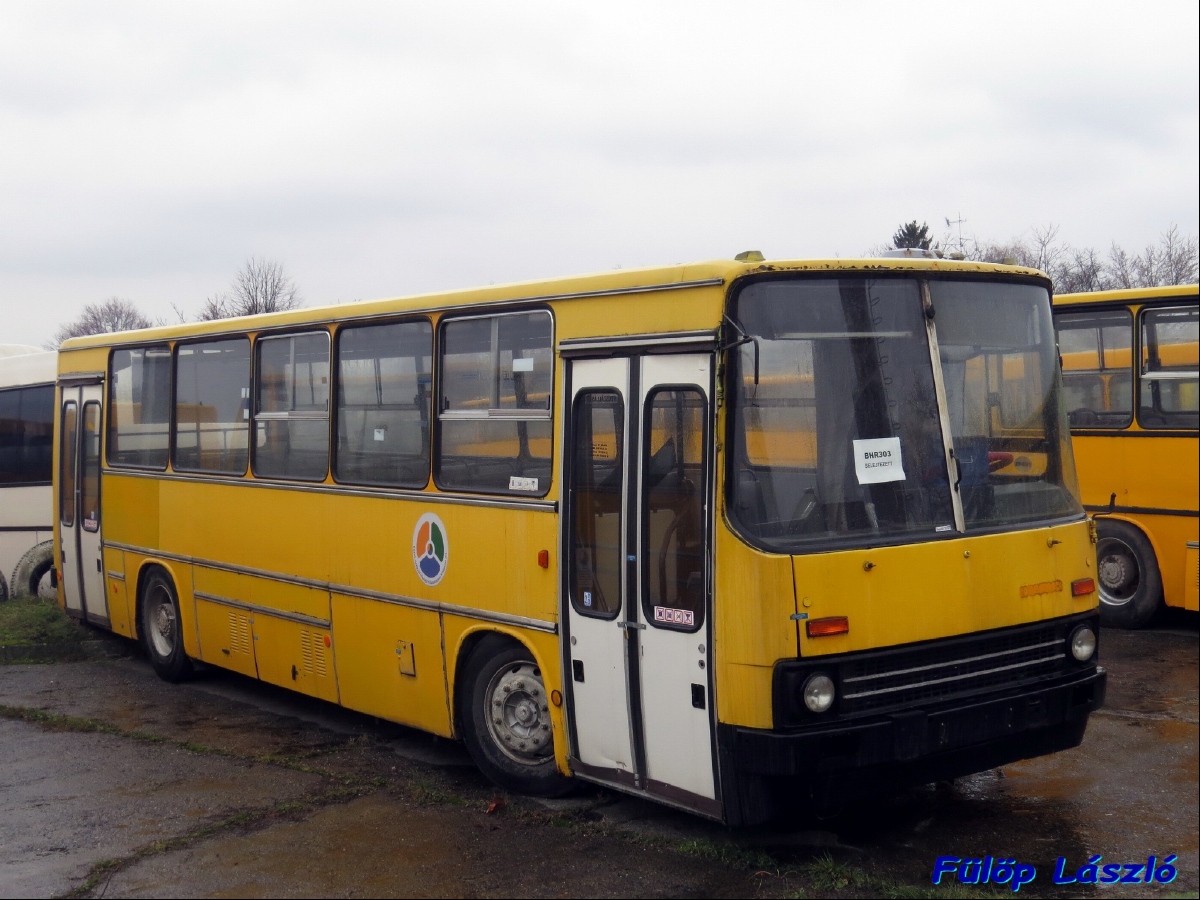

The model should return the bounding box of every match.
[0,570,8,603]
[139,569,193,682]
[1095,520,1162,629]
[459,636,573,798]
[12,541,54,598]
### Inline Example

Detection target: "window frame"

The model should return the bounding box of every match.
[641,383,709,634]
[80,400,103,533]
[171,335,253,476]
[107,344,173,471]
[251,328,333,483]
[434,306,555,497]
[331,316,434,490]
[1136,302,1200,432]
[568,386,626,621]
[59,400,78,527]
[0,383,55,488]
[1053,306,1135,430]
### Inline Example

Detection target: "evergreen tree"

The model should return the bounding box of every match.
[891,221,935,250]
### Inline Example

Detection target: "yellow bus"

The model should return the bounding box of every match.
[54,256,1106,824]
[1053,285,1199,627]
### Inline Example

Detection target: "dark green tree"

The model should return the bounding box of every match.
[891,221,935,250]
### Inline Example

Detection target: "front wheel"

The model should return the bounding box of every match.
[139,569,193,682]
[459,636,572,797]
[1095,519,1162,629]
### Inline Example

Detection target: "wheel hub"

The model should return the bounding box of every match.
[487,663,553,764]
[1096,538,1139,605]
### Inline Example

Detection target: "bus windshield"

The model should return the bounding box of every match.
[728,276,1081,550]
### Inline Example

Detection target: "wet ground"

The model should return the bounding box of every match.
[1,611,1195,899]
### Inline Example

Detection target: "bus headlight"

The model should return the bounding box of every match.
[802,673,836,713]
[1070,626,1097,662]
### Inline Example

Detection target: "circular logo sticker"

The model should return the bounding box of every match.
[412,513,449,586]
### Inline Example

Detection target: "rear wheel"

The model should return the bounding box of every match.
[1095,519,1162,629]
[459,636,572,797]
[140,569,193,682]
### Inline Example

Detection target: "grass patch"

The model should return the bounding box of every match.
[0,596,87,648]
[801,852,867,891]
[677,837,777,871]
[797,853,1001,899]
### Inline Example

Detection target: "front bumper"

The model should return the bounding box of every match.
[718,665,1106,825]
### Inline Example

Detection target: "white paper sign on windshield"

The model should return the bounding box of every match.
[853,437,906,485]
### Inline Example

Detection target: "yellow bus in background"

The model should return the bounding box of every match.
[1053,285,1199,627]
[54,256,1106,824]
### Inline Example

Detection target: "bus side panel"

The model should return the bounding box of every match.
[1132,514,1196,612]
[252,612,339,704]
[1071,433,1199,609]
[441,618,568,772]
[104,473,162,556]
[331,595,449,737]
[101,548,133,637]
[712,519,797,730]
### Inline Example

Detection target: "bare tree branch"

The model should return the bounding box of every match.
[47,297,154,349]
[196,258,302,320]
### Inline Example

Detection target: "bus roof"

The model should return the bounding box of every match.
[59,256,1045,351]
[0,349,56,387]
[1054,284,1199,307]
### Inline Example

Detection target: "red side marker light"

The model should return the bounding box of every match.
[806,616,849,637]
[537,549,550,569]
[324,634,332,647]
[1071,578,1095,597]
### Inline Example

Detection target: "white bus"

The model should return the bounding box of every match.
[0,347,57,601]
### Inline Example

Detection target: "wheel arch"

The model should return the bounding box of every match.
[448,624,565,758]
[1096,514,1166,579]
[132,559,187,646]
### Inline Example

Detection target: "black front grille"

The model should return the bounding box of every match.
[773,614,1096,728]
[838,622,1068,715]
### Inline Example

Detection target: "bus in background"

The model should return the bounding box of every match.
[1,347,57,601]
[1053,285,1199,627]
[55,256,1105,824]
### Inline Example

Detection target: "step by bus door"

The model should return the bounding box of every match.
[58,385,108,625]
[564,353,718,817]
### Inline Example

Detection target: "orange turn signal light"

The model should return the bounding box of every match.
[806,616,849,637]
[537,549,550,569]
[1071,578,1095,597]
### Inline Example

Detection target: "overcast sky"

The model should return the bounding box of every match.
[2,1,1197,347]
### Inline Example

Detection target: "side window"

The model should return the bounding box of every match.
[0,385,54,485]
[1139,305,1199,430]
[109,345,172,468]
[569,390,624,618]
[254,332,331,481]
[437,311,553,495]
[59,402,78,526]
[174,338,251,474]
[643,388,707,632]
[1053,309,1133,428]
[81,402,102,532]
[335,319,432,487]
